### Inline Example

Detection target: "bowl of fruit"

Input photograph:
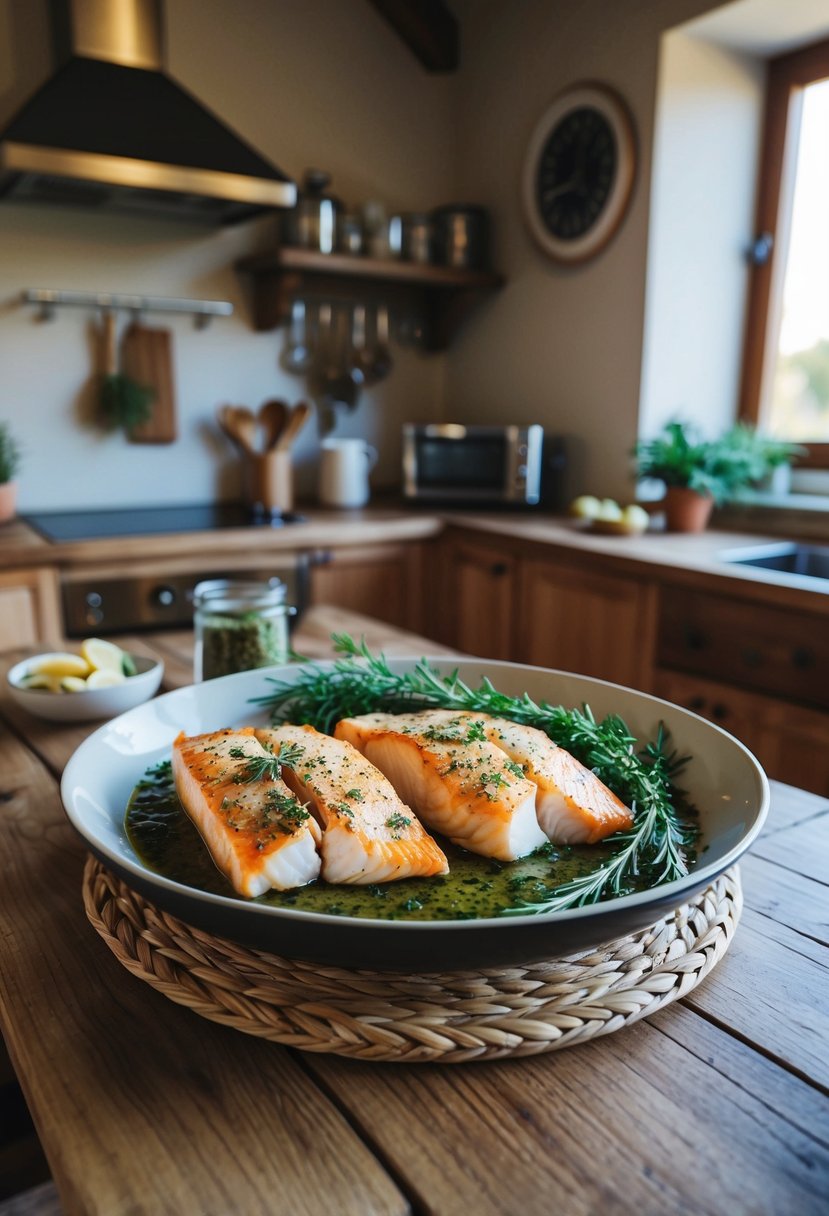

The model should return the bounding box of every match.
[568,496,651,536]
[6,638,163,723]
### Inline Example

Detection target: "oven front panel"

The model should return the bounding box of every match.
[62,558,309,637]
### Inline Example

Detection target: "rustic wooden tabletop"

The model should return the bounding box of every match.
[0,607,827,1216]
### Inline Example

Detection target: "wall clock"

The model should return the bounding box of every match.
[522,83,636,264]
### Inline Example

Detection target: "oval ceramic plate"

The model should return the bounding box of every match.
[61,658,769,971]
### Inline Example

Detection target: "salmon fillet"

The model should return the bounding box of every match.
[256,724,448,884]
[172,728,321,897]
[450,712,633,844]
[335,711,548,862]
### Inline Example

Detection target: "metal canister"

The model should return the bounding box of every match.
[390,213,433,263]
[431,205,490,269]
[193,578,295,681]
[281,169,343,254]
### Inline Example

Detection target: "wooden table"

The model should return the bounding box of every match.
[0,607,827,1216]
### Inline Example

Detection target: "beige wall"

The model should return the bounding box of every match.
[0,0,455,511]
[445,0,737,502]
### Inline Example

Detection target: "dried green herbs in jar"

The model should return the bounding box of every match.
[193,580,294,681]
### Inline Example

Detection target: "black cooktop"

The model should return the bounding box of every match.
[24,503,305,542]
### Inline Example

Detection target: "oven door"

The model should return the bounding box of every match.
[61,554,310,637]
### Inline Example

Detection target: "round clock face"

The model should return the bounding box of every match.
[522,85,635,263]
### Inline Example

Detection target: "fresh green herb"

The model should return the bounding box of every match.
[505,759,525,778]
[345,788,364,801]
[253,635,698,912]
[465,720,487,742]
[262,788,311,832]
[479,770,508,799]
[231,742,305,784]
[386,812,412,832]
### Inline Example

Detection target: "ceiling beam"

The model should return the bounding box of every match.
[367,0,459,72]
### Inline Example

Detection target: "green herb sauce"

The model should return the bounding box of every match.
[125,760,657,922]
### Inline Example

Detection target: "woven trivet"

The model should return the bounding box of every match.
[83,856,742,1064]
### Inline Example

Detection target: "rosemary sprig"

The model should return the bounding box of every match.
[251,635,698,911]
[228,741,305,784]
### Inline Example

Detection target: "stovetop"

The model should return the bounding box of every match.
[23,503,305,543]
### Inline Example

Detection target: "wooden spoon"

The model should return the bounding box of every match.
[275,401,312,450]
[258,399,289,451]
[217,404,257,455]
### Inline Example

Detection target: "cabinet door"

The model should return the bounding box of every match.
[517,560,656,690]
[0,568,61,650]
[308,543,424,632]
[437,538,516,659]
[653,668,829,797]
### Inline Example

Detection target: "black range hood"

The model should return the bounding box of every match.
[0,0,296,224]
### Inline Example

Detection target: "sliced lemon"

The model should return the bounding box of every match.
[60,676,89,693]
[85,668,126,689]
[20,672,63,693]
[29,652,91,679]
[81,637,126,673]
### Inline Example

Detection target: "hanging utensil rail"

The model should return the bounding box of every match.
[22,289,233,328]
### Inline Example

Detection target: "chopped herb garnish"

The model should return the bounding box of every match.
[345,788,364,801]
[231,742,306,784]
[386,812,412,832]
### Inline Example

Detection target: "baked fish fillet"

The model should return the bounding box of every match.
[256,724,448,884]
[172,727,321,897]
[432,711,634,844]
[334,711,547,861]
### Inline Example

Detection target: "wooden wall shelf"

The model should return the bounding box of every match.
[236,247,504,351]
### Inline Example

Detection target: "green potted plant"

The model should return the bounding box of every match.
[634,421,801,532]
[0,421,21,524]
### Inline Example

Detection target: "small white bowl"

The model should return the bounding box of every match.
[6,653,164,723]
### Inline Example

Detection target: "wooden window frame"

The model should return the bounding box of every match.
[739,37,829,468]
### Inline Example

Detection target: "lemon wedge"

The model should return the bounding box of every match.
[85,668,126,689]
[60,676,89,693]
[20,672,63,692]
[29,652,91,679]
[81,638,127,673]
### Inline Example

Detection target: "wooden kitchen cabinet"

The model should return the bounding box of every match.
[653,667,829,797]
[434,533,657,687]
[432,535,517,659]
[308,542,426,633]
[516,558,657,690]
[0,567,61,650]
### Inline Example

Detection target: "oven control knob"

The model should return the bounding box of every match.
[518,444,528,456]
[152,585,177,608]
[517,464,527,479]
[85,608,104,627]
[85,591,103,608]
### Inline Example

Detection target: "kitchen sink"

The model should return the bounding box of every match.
[719,541,829,582]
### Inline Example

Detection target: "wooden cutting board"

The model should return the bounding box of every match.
[120,322,177,443]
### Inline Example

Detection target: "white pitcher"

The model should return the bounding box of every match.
[318,438,378,508]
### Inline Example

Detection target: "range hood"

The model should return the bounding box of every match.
[0,0,296,224]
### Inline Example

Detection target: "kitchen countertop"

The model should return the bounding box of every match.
[0,607,827,1215]
[2,505,828,613]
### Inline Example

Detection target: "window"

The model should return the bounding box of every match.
[740,38,829,468]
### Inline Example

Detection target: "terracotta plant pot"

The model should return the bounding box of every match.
[0,480,17,524]
[663,485,714,533]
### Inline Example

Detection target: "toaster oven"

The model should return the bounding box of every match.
[402,423,565,507]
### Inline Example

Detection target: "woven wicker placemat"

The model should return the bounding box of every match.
[83,857,742,1064]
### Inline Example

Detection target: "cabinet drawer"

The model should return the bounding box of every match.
[658,588,828,710]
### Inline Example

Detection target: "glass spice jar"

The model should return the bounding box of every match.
[193,579,295,682]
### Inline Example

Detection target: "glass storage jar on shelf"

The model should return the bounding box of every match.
[193,579,295,682]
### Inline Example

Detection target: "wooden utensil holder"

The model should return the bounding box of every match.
[246,449,293,514]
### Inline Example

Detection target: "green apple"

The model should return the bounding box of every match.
[568,495,602,519]
[622,504,650,532]
[596,498,623,522]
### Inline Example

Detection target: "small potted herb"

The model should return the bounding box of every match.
[634,421,802,532]
[0,421,21,524]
